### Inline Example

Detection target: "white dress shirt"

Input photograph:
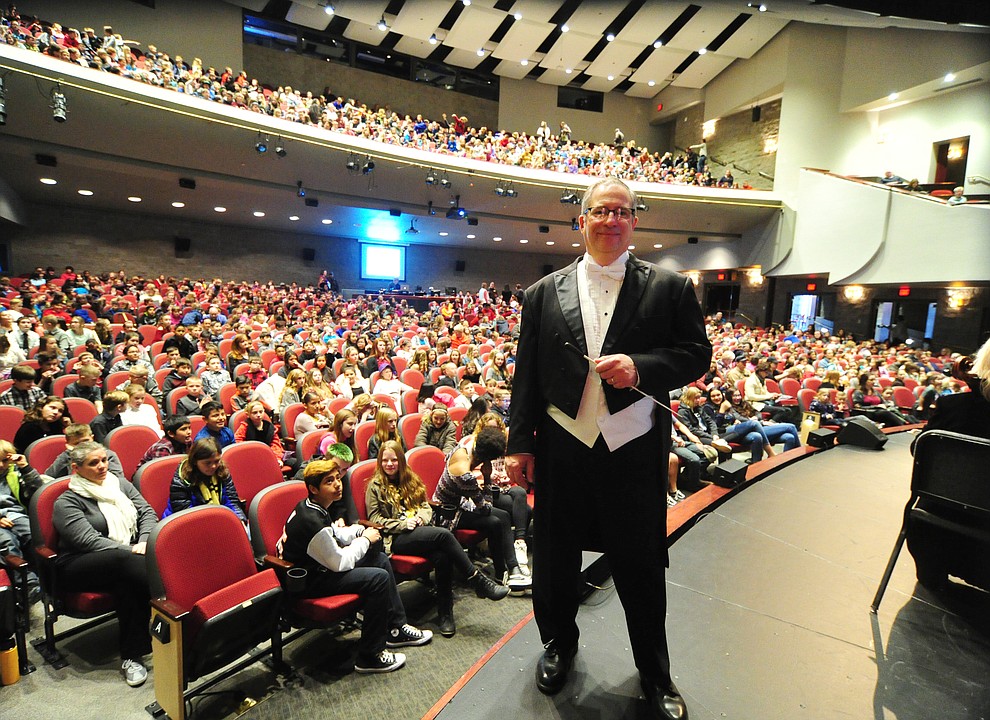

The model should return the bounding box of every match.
[548,252,654,451]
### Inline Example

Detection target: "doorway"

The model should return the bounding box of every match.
[873,299,937,346]
[704,283,740,317]
[933,136,969,186]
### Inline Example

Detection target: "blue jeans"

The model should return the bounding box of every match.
[721,419,771,461]
[762,423,801,453]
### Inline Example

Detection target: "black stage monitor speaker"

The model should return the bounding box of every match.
[711,458,748,488]
[302,248,316,262]
[836,416,887,450]
[807,428,837,450]
[687,236,699,244]
[389,208,401,217]
[178,177,196,189]
[455,260,466,272]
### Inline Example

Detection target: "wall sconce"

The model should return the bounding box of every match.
[843,285,866,303]
[946,287,974,309]
[702,119,717,140]
[947,145,965,160]
[685,271,701,286]
[745,268,764,286]
[763,137,778,154]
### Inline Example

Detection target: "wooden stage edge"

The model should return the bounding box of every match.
[420,423,923,720]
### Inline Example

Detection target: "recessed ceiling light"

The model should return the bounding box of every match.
[653,40,663,49]
[648,80,656,87]
[565,68,572,74]
[520,239,529,244]
[77,189,93,196]
[127,196,142,203]
[887,92,898,101]
[944,72,955,82]
[253,211,265,217]
[560,24,569,33]
[466,234,476,239]
[607,74,614,81]
[654,243,663,249]
[439,231,449,237]
[698,48,707,55]
[546,241,554,246]
[289,215,300,221]
[214,206,226,212]
[628,245,635,250]
[321,218,333,225]
[476,48,485,57]
[493,236,502,242]
[572,242,581,247]
[513,12,522,20]
[606,33,615,42]
[40,178,57,185]
[171,201,185,208]
[520,59,528,66]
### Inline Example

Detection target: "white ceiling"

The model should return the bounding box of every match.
[226,0,987,100]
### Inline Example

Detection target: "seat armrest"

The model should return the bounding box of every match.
[2,553,28,570]
[262,554,292,571]
[151,597,191,621]
[35,545,57,562]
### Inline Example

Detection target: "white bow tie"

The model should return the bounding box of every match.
[586,263,625,281]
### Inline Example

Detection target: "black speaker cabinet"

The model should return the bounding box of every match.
[302,248,316,262]
[836,416,887,450]
[174,236,191,256]
[455,260,466,272]
[807,428,837,450]
[710,458,748,488]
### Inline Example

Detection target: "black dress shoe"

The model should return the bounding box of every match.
[535,643,577,695]
[642,680,688,720]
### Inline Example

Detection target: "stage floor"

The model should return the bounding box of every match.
[435,432,990,720]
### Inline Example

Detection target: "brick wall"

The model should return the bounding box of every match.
[8,201,562,294]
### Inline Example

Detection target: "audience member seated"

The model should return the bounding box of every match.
[136,415,192,470]
[52,440,157,687]
[13,395,69,453]
[90,390,128,445]
[233,400,284,461]
[0,438,43,601]
[293,391,331,438]
[174,375,211,416]
[414,406,458,455]
[164,437,245,524]
[366,440,508,637]
[367,407,403,460]
[371,365,414,406]
[851,374,909,427]
[706,387,779,462]
[726,389,801,453]
[193,400,234,448]
[744,360,799,424]
[946,186,968,205]
[0,365,47,411]
[64,364,104,411]
[119,384,163,438]
[432,426,529,592]
[459,413,531,576]
[278,459,432,674]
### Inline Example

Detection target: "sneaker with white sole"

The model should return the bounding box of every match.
[507,570,532,591]
[121,659,148,687]
[386,624,433,648]
[513,539,530,575]
[667,493,678,508]
[354,649,406,674]
[673,489,685,502]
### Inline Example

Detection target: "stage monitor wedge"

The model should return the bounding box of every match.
[836,416,887,450]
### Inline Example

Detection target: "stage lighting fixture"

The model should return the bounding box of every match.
[494,182,505,197]
[425,169,436,185]
[296,180,305,198]
[0,76,6,126]
[571,217,579,231]
[362,156,375,174]
[377,15,388,31]
[406,219,419,234]
[439,172,451,188]
[255,139,267,154]
[323,2,334,15]
[345,154,359,172]
[560,189,578,204]
[446,195,467,219]
[275,138,286,157]
[636,201,649,211]
[505,183,518,198]
[427,201,436,216]
[51,83,67,123]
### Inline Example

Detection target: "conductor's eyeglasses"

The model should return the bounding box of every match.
[586,206,635,221]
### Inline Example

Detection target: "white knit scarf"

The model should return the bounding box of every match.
[68,472,138,545]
